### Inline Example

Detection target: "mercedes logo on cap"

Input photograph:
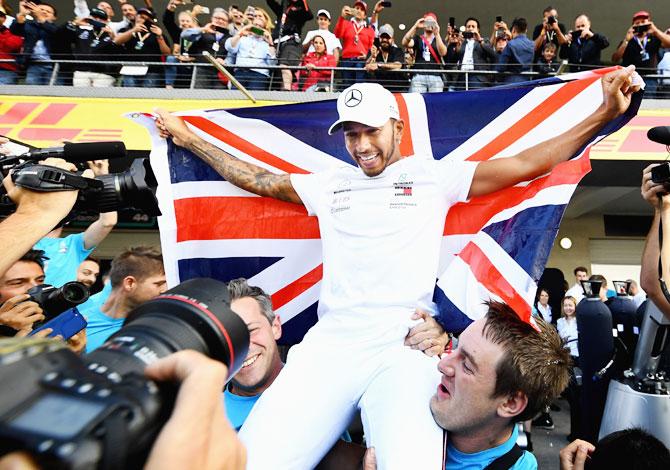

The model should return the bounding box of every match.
[344,89,363,107]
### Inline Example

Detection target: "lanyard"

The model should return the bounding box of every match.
[634,35,648,51]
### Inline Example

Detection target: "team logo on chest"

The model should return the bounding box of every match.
[393,173,413,197]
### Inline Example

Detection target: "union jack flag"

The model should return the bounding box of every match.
[131,66,641,343]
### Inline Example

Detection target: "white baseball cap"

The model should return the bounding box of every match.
[328,83,400,135]
[317,9,331,20]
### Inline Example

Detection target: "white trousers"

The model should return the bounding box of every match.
[239,310,443,470]
[72,70,115,87]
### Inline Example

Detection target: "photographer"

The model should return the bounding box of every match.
[183,7,232,89]
[566,14,609,73]
[640,164,670,320]
[531,6,567,61]
[0,349,246,470]
[34,159,117,288]
[454,17,496,89]
[401,12,447,93]
[63,7,121,87]
[611,11,670,97]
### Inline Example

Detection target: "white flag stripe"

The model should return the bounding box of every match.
[497,80,603,158]
[174,239,322,259]
[172,181,260,199]
[402,93,433,158]
[273,282,322,324]
[204,110,345,173]
[437,257,494,320]
[443,83,568,162]
[246,244,322,296]
[472,232,538,305]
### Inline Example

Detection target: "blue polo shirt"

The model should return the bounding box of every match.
[34,233,94,287]
[446,425,537,469]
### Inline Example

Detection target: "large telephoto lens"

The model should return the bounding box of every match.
[87,278,249,380]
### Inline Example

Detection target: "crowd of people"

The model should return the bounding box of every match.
[0,47,669,469]
[1,1,670,92]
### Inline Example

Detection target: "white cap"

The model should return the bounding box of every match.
[317,9,331,20]
[328,83,400,135]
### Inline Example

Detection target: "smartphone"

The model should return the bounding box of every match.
[373,37,381,48]
[380,1,392,7]
[250,26,265,35]
[449,17,455,29]
[462,31,474,39]
[633,24,650,35]
[214,25,228,33]
[85,18,106,29]
[496,16,502,23]
[29,308,87,340]
[571,29,581,38]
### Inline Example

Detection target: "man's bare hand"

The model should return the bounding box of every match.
[641,164,665,207]
[3,158,80,219]
[559,439,595,470]
[405,309,449,357]
[363,447,376,470]
[144,350,246,470]
[154,108,195,148]
[600,65,641,120]
[0,295,44,330]
[87,159,109,176]
[67,330,87,354]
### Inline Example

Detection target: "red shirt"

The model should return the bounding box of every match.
[298,51,337,90]
[0,27,23,72]
[334,17,374,60]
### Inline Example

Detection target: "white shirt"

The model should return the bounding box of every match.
[566,282,585,304]
[535,303,552,323]
[303,29,342,55]
[291,156,477,319]
[557,317,579,357]
[460,39,475,70]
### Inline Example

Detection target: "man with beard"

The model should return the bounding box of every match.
[364,24,405,91]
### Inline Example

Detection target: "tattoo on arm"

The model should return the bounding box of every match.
[188,138,303,204]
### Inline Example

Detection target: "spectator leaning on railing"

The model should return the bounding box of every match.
[566,14,609,73]
[364,23,405,92]
[295,34,335,91]
[535,42,559,78]
[611,10,670,97]
[0,10,22,84]
[10,1,60,85]
[225,7,276,91]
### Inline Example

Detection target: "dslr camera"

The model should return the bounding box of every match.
[0,278,249,469]
[651,163,670,185]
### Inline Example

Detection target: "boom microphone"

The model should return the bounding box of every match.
[647,126,670,146]
[23,141,127,163]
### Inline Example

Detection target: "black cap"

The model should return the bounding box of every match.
[89,7,108,20]
[136,8,156,19]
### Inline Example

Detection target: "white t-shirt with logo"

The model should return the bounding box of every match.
[290,156,477,319]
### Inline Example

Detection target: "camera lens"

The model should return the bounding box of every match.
[87,278,249,380]
[61,282,89,303]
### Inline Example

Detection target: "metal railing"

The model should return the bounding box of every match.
[1,57,669,97]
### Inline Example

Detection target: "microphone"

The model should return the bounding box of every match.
[22,141,127,163]
[647,126,670,146]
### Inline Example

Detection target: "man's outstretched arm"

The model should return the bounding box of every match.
[155,109,303,205]
[468,66,640,199]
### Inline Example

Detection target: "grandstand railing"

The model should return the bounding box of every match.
[1,58,668,97]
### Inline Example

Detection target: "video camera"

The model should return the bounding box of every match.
[0,278,249,469]
[0,141,160,221]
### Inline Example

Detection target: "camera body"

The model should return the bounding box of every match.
[28,282,90,322]
[85,18,106,30]
[633,24,650,35]
[547,15,557,25]
[0,278,250,469]
[462,31,474,40]
[651,163,670,185]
